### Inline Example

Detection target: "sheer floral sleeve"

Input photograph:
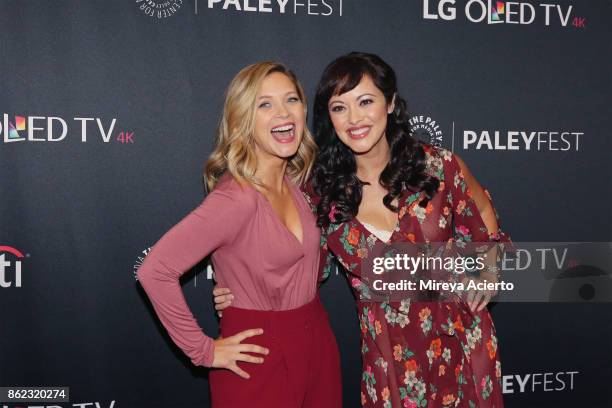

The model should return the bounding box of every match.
[445,152,513,265]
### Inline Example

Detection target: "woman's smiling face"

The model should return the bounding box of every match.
[327,74,394,155]
[252,71,305,161]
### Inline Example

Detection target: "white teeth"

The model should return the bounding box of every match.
[272,124,294,132]
[350,127,369,136]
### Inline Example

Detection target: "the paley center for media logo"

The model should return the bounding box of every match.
[0,113,133,144]
[409,115,444,148]
[136,0,184,19]
[422,0,586,28]
[0,246,26,288]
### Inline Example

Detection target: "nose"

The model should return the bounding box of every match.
[276,102,290,118]
[348,106,361,125]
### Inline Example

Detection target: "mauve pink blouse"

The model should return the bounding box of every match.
[136,173,321,367]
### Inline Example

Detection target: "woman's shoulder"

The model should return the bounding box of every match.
[417,142,455,178]
[207,171,258,211]
[420,142,454,163]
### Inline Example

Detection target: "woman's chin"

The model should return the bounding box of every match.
[342,132,387,156]
[273,145,300,159]
[346,140,377,155]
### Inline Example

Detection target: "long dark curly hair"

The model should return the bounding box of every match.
[311,52,439,227]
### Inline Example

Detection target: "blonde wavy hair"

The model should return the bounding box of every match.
[204,61,316,191]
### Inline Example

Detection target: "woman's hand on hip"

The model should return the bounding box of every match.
[212,328,269,379]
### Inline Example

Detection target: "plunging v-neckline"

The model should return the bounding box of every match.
[253,176,305,247]
[352,186,424,244]
[354,197,402,245]
[354,216,398,245]
[358,220,394,244]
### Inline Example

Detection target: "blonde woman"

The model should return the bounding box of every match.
[137,62,342,407]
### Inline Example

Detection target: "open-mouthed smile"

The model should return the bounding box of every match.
[271,122,296,143]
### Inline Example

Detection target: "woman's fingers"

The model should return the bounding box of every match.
[213,287,231,297]
[469,290,484,312]
[212,288,233,316]
[214,294,233,305]
[213,294,228,304]
[232,328,264,343]
[476,293,492,311]
[465,288,476,307]
[215,299,233,310]
[212,329,269,379]
[239,344,269,355]
[228,363,250,379]
[236,353,265,364]
[463,277,497,312]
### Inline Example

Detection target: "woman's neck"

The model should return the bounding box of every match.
[355,135,391,183]
[254,156,288,194]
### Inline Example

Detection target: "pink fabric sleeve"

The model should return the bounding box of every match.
[136,182,253,367]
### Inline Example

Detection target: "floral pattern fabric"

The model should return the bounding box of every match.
[305,145,511,408]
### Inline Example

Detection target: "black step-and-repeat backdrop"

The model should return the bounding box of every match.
[1,1,611,407]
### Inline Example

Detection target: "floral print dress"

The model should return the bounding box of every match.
[305,145,512,408]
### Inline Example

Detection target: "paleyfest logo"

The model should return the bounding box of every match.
[0,113,134,144]
[502,371,579,394]
[462,129,583,151]
[199,0,344,16]
[136,0,184,19]
[422,0,586,28]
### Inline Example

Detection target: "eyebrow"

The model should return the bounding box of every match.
[329,93,377,105]
[258,91,299,100]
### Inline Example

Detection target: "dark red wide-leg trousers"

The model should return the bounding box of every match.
[209,294,342,408]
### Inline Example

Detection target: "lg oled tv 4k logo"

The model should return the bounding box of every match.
[0,246,26,288]
[0,114,134,144]
[422,0,586,28]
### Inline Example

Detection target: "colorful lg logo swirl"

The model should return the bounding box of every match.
[0,246,25,288]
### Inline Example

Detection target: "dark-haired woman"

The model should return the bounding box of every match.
[308,52,511,407]
[214,52,511,407]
